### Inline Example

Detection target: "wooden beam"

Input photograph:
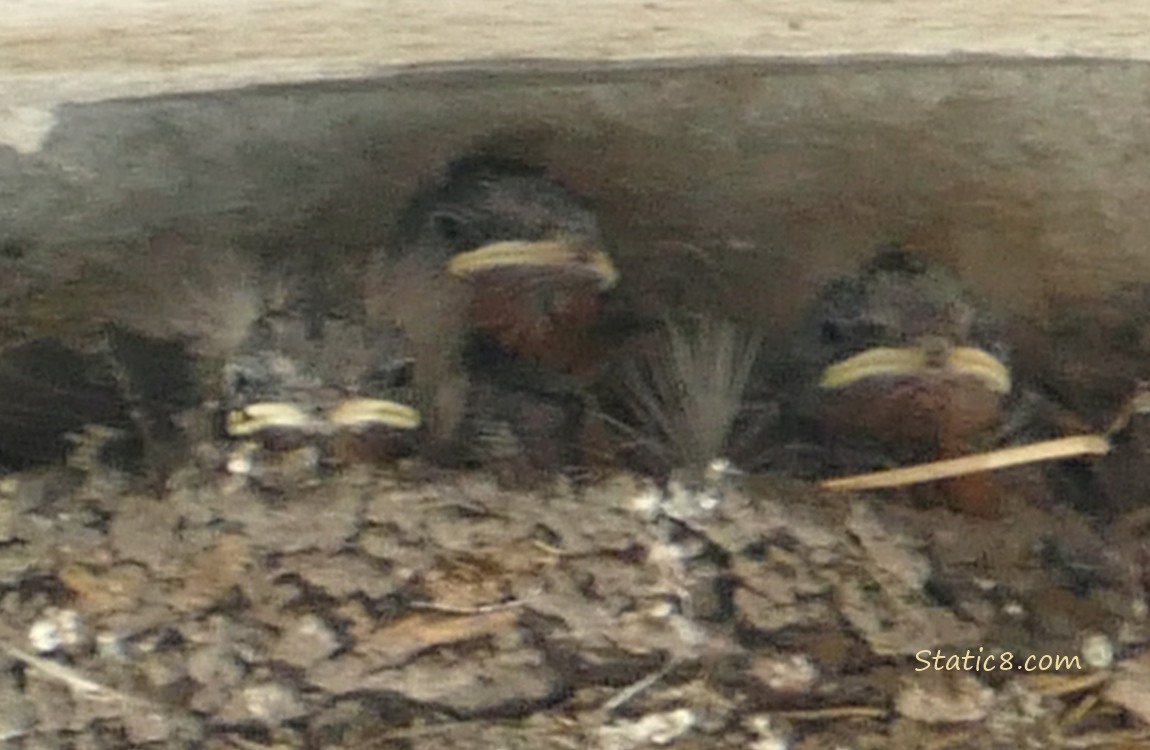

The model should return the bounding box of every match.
[3,1,1150,151]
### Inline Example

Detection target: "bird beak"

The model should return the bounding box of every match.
[819,345,1011,395]
[226,398,421,437]
[446,238,619,291]
[226,402,317,437]
[327,398,422,431]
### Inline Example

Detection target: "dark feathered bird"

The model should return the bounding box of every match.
[781,247,1013,513]
[0,234,255,472]
[0,155,620,479]
[0,232,420,475]
[366,155,620,477]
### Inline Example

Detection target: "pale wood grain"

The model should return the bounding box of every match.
[3,0,1150,117]
[6,0,1150,74]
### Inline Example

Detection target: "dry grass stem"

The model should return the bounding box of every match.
[821,434,1111,492]
[408,598,526,615]
[2,643,154,708]
[770,706,890,721]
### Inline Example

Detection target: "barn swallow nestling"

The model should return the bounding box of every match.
[99,235,423,467]
[220,312,422,470]
[0,234,245,473]
[367,155,620,476]
[0,234,421,476]
[782,247,1013,514]
[111,236,423,469]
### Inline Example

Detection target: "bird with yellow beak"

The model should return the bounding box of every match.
[782,247,1013,514]
[0,231,423,475]
[367,155,620,476]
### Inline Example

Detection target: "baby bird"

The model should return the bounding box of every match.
[0,232,420,476]
[0,233,246,471]
[782,247,1013,514]
[367,155,620,477]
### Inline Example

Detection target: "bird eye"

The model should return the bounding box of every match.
[429,211,466,244]
[819,320,843,344]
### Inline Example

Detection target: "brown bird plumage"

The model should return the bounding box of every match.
[367,155,619,477]
[783,247,1013,514]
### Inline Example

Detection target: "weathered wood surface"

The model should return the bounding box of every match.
[3,0,1150,151]
[9,0,1150,76]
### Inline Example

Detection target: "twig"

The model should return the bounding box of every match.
[770,705,889,720]
[223,735,281,750]
[2,643,154,708]
[408,599,525,615]
[1060,693,1101,732]
[1029,671,1110,697]
[1105,381,1150,434]
[821,434,1111,492]
[601,661,677,714]
[1063,729,1150,749]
